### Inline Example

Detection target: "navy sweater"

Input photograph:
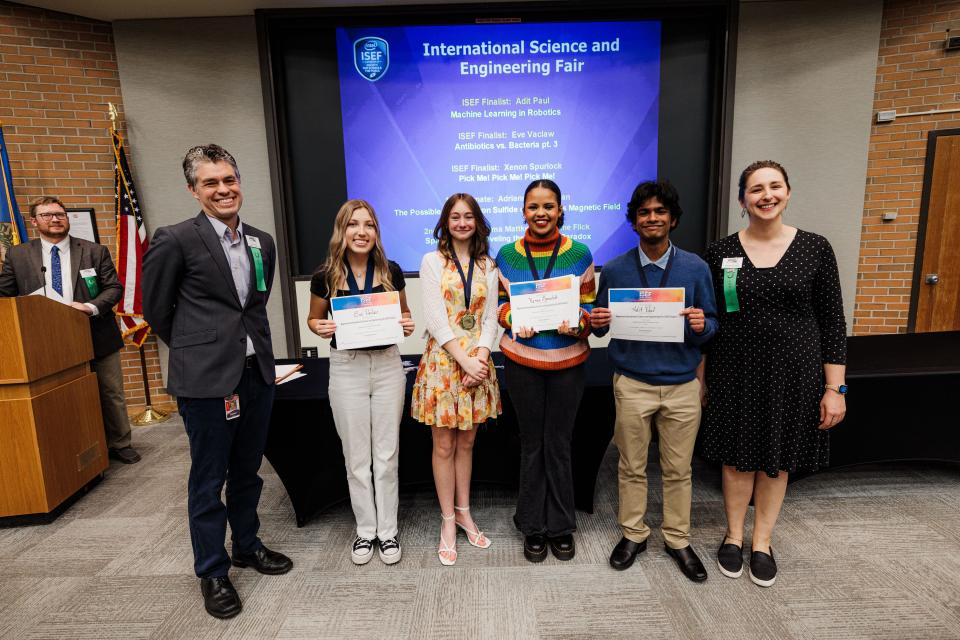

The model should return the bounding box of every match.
[594,245,718,385]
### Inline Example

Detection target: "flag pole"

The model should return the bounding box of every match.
[107,103,168,426]
[131,342,169,426]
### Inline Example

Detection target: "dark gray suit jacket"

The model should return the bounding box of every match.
[0,236,125,358]
[142,213,276,398]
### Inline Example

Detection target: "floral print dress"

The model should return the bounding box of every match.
[412,259,501,430]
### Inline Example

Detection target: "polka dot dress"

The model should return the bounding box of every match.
[701,230,847,477]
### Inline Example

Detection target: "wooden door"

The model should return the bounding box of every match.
[912,131,960,333]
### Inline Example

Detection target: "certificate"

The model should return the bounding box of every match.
[609,288,686,343]
[508,275,581,332]
[330,291,404,350]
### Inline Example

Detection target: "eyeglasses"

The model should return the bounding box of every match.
[36,212,68,220]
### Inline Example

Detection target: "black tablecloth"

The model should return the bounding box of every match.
[265,351,616,527]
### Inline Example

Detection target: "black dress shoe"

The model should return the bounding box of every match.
[665,544,708,582]
[108,447,141,464]
[548,534,575,561]
[200,576,242,619]
[231,545,293,575]
[609,537,647,571]
[523,534,548,563]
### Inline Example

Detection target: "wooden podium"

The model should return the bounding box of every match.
[0,296,108,518]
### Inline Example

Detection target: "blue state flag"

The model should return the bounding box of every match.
[0,124,28,263]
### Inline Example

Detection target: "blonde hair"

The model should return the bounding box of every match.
[320,199,394,296]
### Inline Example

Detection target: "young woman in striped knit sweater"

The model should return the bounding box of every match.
[495,179,596,563]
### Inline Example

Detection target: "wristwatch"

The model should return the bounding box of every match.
[824,384,848,395]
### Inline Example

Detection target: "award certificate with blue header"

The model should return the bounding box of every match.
[330,291,404,350]
[609,287,685,343]
[508,275,581,333]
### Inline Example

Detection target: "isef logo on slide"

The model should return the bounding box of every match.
[354,37,389,81]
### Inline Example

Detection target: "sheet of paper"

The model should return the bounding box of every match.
[330,291,404,350]
[508,275,581,333]
[275,364,300,378]
[277,372,306,385]
[609,287,686,343]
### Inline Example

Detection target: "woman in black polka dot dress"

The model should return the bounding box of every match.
[701,161,847,588]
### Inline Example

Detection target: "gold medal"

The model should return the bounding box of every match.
[460,313,476,330]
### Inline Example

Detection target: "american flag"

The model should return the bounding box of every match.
[112,131,150,347]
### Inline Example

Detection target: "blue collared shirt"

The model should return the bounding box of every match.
[637,240,673,269]
[204,214,255,357]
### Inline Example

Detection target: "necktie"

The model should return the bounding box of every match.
[51,245,63,296]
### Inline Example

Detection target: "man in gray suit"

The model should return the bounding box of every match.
[143,144,291,620]
[0,196,140,464]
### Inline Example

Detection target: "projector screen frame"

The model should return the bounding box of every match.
[256,0,738,356]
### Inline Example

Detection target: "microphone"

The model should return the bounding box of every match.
[40,265,48,298]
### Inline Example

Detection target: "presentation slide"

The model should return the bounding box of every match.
[336,21,660,270]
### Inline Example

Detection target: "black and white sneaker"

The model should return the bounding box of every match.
[351,536,375,565]
[717,539,744,579]
[378,537,402,565]
[749,548,777,587]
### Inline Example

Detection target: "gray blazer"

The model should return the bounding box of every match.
[0,236,125,359]
[142,213,276,398]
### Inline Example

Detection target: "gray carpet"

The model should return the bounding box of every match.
[1,415,958,639]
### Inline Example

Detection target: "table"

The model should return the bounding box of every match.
[265,351,616,527]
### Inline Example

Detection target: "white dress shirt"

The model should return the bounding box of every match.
[39,235,98,315]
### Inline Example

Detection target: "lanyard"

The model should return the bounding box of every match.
[451,252,475,310]
[524,236,563,280]
[634,245,675,289]
[344,253,375,294]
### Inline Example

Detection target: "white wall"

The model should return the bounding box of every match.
[729,0,883,328]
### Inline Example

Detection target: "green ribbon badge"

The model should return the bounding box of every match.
[246,236,267,292]
[79,268,99,297]
[723,268,740,313]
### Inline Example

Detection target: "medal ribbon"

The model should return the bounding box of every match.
[452,252,475,314]
[524,236,563,280]
[723,268,740,312]
[345,253,375,295]
[82,275,99,297]
[249,247,267,292]
[633,245,675,289]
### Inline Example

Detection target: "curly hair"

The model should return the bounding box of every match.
[625,180,683,231]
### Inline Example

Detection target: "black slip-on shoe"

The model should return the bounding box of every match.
[108,447,141,464]
[549,534,575,561]
[665,544,708,582]
[231,545,293,575]
[749,548,777,587]
[200,576,242,619]
[609,537,647,571]
[717,540,744,579]
[523,534,548,563]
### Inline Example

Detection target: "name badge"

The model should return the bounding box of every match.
[246,235,261,249]
[721,257,743,270]
[80,268,97,277]
[224,394,240,420]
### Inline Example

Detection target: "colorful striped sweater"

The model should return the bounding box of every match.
[495,228,596,370]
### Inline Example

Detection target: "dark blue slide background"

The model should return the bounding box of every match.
[336,21,660,270]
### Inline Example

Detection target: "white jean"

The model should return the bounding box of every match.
[328,345,406,540]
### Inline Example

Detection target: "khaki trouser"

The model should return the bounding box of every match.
[613,374,701,549]
[90,350,132,449]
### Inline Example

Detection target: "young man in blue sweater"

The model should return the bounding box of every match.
[591,180,718,582]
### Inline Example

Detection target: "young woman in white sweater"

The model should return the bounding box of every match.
[411,193,502,565]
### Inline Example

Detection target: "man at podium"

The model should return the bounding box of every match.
[0,196,141,464]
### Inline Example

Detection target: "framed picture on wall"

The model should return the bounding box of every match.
[66,208,100,244]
